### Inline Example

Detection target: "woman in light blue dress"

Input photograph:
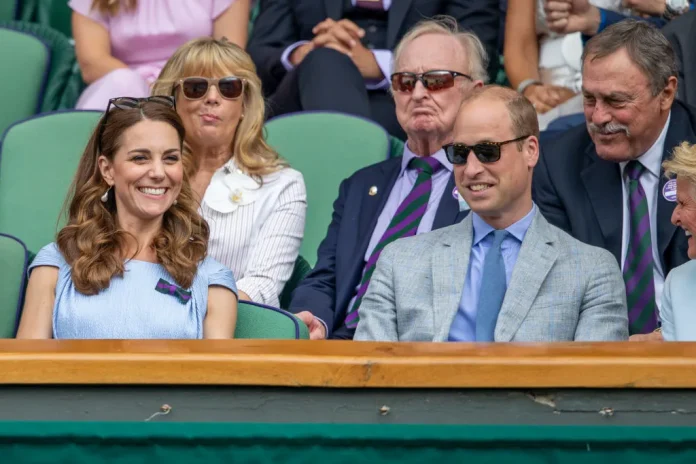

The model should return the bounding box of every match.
[660,142,696,341]
[16,96,238,339]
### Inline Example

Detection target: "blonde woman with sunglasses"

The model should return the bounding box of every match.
[16,97,238,339]
[152,37,307,308]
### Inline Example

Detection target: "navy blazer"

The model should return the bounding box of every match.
[532,100,696,277]
[247,0,501,95]
[289,156,468,339]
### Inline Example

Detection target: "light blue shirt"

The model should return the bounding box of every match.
[448,204,537,342]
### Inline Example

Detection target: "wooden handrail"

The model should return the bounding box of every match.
[0,340,693,388]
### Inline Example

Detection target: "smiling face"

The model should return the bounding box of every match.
[582,48,675,162]
[98,119,183,228]
[393,33,480,146]
[453,96,538,228]
[671,176,696,259]
[175,75,244,154]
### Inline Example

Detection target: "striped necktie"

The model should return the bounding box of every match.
[623,160,659,334]
[344,156,443,329]
[355,0,385,10]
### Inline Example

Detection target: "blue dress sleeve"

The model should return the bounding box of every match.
[201,256,238,297]
[28,243,67,275]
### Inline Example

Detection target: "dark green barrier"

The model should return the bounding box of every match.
[1,422,695,463]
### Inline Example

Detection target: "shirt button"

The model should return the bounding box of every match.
[368,25,378,33]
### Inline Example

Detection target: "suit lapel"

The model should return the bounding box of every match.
[433,174,468,229]
[386,0,413,49]
[495,213,559,341]
[580,146,623,262]
[324,0,343,20]
[432,216,472,341]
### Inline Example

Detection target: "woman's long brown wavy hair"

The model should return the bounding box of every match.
[90,0,137,16]
[151,37,287,179]
[57,101,210,295]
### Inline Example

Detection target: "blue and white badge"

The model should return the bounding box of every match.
[453,186,470,212]
[662,179,677,202]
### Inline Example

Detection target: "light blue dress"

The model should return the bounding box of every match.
[29,243,237,339]
[660,260,696,341]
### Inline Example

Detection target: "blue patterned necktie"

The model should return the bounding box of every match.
[476,230,509,341]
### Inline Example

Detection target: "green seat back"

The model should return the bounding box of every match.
[278,255,312,310]
[389,135,405,158]
[0,20,79,112]
[234,301,309,339]
[0,111,103,254]
[0,0,19,21]
[0,26,49,136]
[265,112,390,265]
[0,234,28,338]
[19,0,73,38]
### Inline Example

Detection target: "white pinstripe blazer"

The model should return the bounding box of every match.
[201,166,307,307]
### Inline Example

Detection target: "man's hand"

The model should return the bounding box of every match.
[289,42,315,67]
[311,18,383,80]
[545,0,602,36]
[295,311,328,340]
[622,0,666,16]
[523,83,576,114]
[629,331,664,341]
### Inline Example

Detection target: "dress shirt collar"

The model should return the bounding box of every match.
[619,111,671,178]
[472,203,537,246]
[401,142,453,175]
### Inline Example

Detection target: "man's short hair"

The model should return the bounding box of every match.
[393,16,489,83]
[582,19,677,96]
[463,85,539,146]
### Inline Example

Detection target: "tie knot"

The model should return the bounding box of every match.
[409,156,443,176]
[625,160,645,181]
[489,229,509,248]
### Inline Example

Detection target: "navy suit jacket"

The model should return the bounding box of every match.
[248,0,501,95]
[532,100,696,277]
[289,156,468,339]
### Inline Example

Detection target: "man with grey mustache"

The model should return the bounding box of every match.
[533,20,696,340]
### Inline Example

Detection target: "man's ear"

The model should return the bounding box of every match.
[525,135,539,169]
[660,76,678,112]
[98,155,115,186]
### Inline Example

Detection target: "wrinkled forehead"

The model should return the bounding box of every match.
[396,33,467,73]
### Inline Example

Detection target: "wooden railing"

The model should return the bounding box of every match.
[0,340,693,388]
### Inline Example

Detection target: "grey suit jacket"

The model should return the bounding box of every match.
[354,210,629,342]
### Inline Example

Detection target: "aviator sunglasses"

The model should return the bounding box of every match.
[175,76,245,100]
[443,136,531,165]
[390,70,472,92]
[97,96,176,153]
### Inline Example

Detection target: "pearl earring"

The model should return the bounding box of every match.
[100,186,111,203]
[173,199,178,206]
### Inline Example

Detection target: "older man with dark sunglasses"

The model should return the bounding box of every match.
[288,18,485,340]
[354,85,629,342]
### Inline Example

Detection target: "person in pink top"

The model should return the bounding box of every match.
[70,0,250,110]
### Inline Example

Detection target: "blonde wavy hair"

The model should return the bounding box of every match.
[89,0,137,16]
[57,101,210,295]
[663,142,696,198]
[152,37,286,178]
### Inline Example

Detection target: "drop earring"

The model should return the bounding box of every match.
[101,186,111,203]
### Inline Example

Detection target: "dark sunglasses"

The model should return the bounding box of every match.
[97,96,176,153]
[443,135,531,165]
[175,76,245,100]
[390,70,472,93]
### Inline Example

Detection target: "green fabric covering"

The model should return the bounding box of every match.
[0,111,103,255]
[19,0,73,38]
[279,255,312,309]
[265,112,390,265]
[235,301,309,339]
[0,0,19,21]
[0,423,696,462]
[389,135,405,158]
[0,20,78,113]
[57,61,87,110]
[0,26,48,137]
[0,234,27,338]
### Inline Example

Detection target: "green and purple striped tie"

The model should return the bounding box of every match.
[345,156,443,329]
[623,160,659,334]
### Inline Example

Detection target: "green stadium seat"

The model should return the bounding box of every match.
[278,255,312,310]
[18,0,73,38]
[0,26,49,137]
[265,111,390,265]
[389,135,405,157]
[0,0,19,21]
[235,301,309,339]
[0,20,79,112]
[0,110,103,255]
[0,233,28,338]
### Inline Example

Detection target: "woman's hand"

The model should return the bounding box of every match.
[523,84,577,113]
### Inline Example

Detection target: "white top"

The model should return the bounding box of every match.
[619,112,671,312]
[660,260,696,341]
[201,160,307,307]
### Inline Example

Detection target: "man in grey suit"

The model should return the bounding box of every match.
[355,85,629,342]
